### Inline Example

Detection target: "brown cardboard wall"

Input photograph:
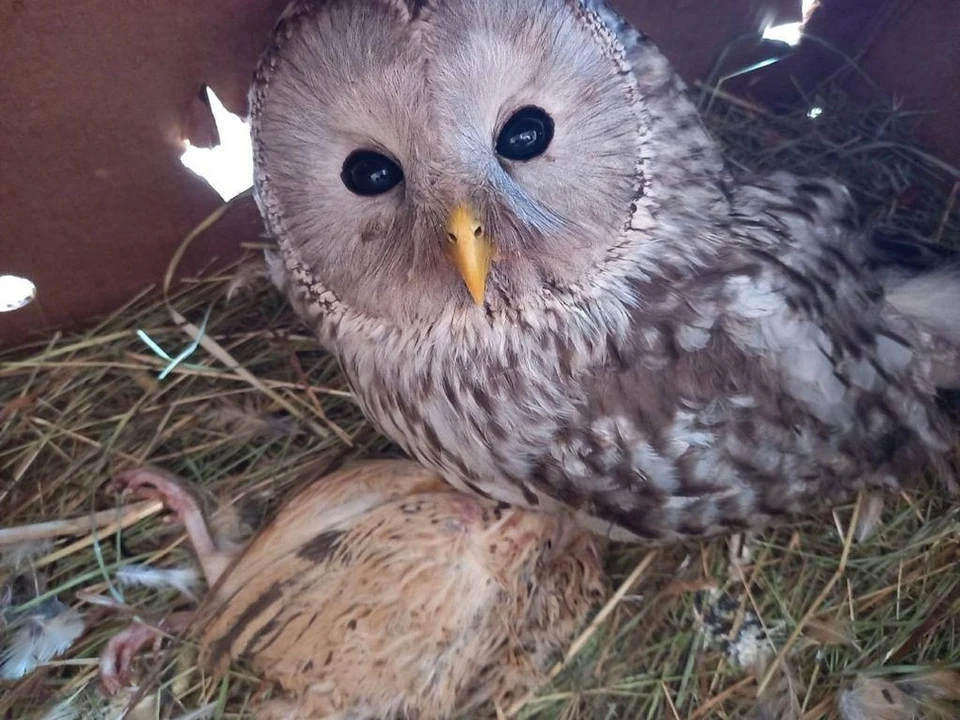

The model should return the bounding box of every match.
[0,0,290,347]
[857,0,960,169]
[1,0,956,347]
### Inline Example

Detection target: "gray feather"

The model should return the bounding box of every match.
[247,0,956,541]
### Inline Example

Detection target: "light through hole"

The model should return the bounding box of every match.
[179,87,254,202]
[0,275,37,312]
[762,0,819,47]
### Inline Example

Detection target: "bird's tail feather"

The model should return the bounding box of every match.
[885,269,960,346]
[871,229,960,386]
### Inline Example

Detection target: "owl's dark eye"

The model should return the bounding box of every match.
[495,106,554,162]
[341,150,404,196]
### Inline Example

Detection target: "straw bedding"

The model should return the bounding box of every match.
[1,73,959,719]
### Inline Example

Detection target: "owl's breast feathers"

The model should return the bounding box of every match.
[526,173,949,540]
[305,173,949,542]
[249,0,953,542]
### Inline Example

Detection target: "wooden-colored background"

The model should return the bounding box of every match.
[1,0,957,346]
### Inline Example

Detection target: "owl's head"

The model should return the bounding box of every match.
[252,0,713,325]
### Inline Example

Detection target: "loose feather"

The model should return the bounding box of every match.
[855,492,886,543]
[1,539,53,571]
[225,257,273,301]
[202,400,296,441]
[695,589,783,671]
[116,564,201,601]
[802,615,855,648]
[0,599,85,679]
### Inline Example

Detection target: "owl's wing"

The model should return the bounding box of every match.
[531,174,948,542]
[594,0,730,187]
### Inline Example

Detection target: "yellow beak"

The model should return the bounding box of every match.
[445,205,494,305]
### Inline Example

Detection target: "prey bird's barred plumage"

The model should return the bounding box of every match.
[98,463,605,718]
[251,0,960,542]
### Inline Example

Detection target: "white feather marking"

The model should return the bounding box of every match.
[589,416,618,445]
[667,411,714,457]
[563,457,590,481]
[726,275,782,319]
[901,397,946,449]
[886,270,960,345]
[692,453,740,489]
[744,312,854,426]
[116,564,202,601]
[630,442,679,493]
[846,359,878,390]
[628,202,656,231]
[0,601,85,679]
[639,326,661,349]
[662,495,701,511]
[676,324,711,351]
[725,433,783,475]
[781,349,850,425]
[875,335,913,372]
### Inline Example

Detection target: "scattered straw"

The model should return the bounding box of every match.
[0,502,160,547]
[756,495,863,696]
[2,64,959,720]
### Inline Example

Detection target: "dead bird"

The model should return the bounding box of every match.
[99,460,607,719]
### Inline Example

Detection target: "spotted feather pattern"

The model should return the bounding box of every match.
[251,0,955,543]
[195,461,605,718]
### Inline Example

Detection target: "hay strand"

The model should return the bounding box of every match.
[2,68,958,719]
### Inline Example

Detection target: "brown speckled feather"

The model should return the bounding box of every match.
[194,460,606,719]
[250,0,959,543]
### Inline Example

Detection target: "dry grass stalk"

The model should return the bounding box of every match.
[1,69,959,719]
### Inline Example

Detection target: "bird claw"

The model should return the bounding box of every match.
[111,468,201,526]
[98,622,165,695]
[112,467,227,586]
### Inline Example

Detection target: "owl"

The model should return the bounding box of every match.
[250,0,960,542]
[99,463,605,718]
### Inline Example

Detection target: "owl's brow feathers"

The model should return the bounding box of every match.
[253,0,651,311]
[249,0,958,545]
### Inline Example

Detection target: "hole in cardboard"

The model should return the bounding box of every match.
[0,275,37,312]
[763,0,819,47]
[179,86,253,202]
